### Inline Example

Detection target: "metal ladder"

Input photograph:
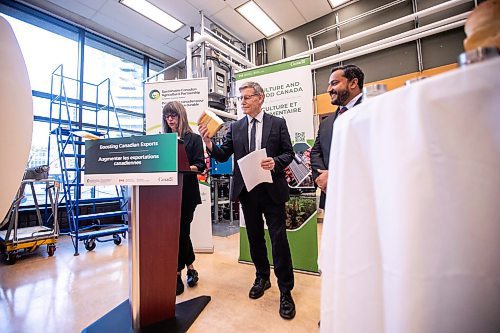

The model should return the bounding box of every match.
[47,65,128,255]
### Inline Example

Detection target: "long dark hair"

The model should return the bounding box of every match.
[161,101,193,138]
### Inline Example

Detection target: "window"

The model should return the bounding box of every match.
[148,58,165,81]
[0,11,79,94]
[1,1,163,207]
[84,35,146,136]
[84,35,144,114]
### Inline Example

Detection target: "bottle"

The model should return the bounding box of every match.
[405,77,427,86]
[362,84,388,100]
[458,47,499,67]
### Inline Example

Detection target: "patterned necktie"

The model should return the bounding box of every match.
[338,106,348,115]
[249,118,257,152]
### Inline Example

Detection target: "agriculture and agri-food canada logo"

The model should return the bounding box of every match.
[149,89,160,100]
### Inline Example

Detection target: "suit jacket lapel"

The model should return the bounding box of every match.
[334,107,341,122]
[241,117,249,154]
[325,113,335,141]
[354,96,363,107]
[182,132,191,148]
[261,112,272,148]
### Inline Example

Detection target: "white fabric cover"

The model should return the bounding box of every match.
[0,17,33,219]
[320,58,500,333]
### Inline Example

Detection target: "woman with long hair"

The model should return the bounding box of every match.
[162,101,206,295]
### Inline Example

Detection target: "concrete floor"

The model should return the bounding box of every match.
[0,226,321,333]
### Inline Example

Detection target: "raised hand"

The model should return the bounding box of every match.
[198,124,213,150]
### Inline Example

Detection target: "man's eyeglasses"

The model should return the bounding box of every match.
[165,113,178,119]
[237,94,259,102]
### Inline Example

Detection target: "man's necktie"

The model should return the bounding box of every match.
[249,118,257,152]
[338,106,348,115]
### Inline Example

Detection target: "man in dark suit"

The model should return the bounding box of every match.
[199,81,296,320]
[311,65,365,209]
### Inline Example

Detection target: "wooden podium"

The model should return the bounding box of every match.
[83,142,210,333]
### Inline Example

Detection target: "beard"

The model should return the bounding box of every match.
[330,89,350,106]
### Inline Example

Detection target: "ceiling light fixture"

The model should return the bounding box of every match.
[119,0,184,32]
[328,0,351,9]
[236,1,281,37]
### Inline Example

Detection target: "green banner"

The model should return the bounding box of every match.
[84,133,178,186]
[235,57,310,80]
[239,213,319,273]
[235,56,319,274]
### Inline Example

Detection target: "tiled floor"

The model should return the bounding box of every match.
[0,225,321,333]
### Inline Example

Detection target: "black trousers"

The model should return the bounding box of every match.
[239,185,294,293]
[177,203,197,272]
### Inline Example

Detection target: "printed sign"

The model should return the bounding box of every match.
[144,78,214,253]
[235,57,319,273]
[236,57,315,189]
[84,133,178,186]
[145,78,208,134]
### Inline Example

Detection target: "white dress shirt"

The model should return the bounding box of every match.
[246,111,264,150]
[343,92,363,110]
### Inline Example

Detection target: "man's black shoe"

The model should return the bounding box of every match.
[279,291,296,320]
[248,278,271,299]
[176,274,184,296]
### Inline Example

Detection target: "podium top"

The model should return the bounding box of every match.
[83,134,194,186]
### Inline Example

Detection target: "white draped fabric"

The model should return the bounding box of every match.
[0,17,33,219]
[320,57,500,333]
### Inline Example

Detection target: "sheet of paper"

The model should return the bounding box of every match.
[237,148,273,191]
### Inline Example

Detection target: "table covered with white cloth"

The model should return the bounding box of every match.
[320,57,500,333]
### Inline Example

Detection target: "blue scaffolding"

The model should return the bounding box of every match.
[47,65,128,255]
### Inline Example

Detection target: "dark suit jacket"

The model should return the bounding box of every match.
[180,132,206,207]
[209,112,294,204]
[311,97,362,208]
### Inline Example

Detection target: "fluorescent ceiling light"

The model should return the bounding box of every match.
[120,0,184,32]
[328,0,350,8]
[236,1,281,37]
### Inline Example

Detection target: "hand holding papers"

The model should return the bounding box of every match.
[237,148,273,191]
[197,109,224,138]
